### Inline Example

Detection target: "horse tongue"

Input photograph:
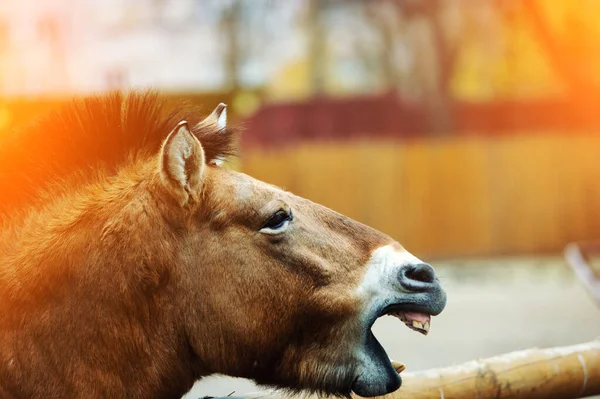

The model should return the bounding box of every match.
[403,312,431,335]
[404,312,430,324]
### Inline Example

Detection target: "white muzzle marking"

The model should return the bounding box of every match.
[356,244,423,306]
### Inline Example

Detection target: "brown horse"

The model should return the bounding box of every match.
[0,92,446,398]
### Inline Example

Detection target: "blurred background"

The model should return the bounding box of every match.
[1,0,599,397]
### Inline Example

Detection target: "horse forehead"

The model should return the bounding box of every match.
[215,171,286,206]
[232,175,255,202]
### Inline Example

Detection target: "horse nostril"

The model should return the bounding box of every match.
[405,263,436,283]
[399,263,436,291]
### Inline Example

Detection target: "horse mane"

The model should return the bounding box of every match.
[0,91,238,218]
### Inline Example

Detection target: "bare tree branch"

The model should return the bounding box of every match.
[220,1,242,92]
[308,0,327,95]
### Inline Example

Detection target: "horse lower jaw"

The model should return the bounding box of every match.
[353,308,434,396]
[352,331,402,397]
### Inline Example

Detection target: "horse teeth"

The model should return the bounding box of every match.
[412,320,423,330]
[391,360,406,373]
[423,321,430,332]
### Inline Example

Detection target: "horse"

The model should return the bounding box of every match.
[0,92,446,398]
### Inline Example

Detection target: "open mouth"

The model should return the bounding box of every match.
[373,304,437,374]
[384,309,432,336]
[378,306,433,377]
[351,304,439,397]
[353,287,446,396]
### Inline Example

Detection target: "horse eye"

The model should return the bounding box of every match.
[262,210,292,230]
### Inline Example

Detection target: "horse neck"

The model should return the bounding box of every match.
[0,177,200,397]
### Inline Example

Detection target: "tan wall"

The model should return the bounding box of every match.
[242,135,600,258]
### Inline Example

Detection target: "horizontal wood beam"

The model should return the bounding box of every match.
[363,339,600,399]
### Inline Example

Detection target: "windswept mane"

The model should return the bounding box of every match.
[0,91,237,217]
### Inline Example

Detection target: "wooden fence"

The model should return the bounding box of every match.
[3,96,600,258]
[242,134,600,258]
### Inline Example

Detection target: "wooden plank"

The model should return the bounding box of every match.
[363,340,600,399]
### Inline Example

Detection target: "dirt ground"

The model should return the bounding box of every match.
[183,256,600,398]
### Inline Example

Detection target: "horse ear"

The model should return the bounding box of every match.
[159,121,205,203]
[196,103,227,131]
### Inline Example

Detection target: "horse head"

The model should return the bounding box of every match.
[0,97,446,398]
[153,108,446,396]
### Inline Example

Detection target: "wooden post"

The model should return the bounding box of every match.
[564,242,600,307]
[363,339,600,399]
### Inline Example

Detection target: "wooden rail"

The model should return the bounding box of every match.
[364,339,600,399]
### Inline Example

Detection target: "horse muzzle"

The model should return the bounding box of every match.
[352,245,447,397]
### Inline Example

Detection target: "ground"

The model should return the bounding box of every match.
[184,256,600,398]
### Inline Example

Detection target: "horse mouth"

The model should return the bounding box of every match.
[353,287,446,397]
[378,306,434,375]
[375,304,438,371]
